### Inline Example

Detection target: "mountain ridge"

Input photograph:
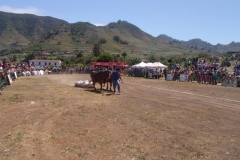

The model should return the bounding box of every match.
[0,11,239,56]
[0,11,68,49]
[157,34,240,53]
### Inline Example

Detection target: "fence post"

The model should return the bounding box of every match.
[0,74,9,90]
[10,72,15,80]
[0,78,3,91]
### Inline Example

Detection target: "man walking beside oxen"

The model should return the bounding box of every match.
[112,68,123,93]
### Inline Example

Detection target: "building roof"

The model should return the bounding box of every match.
[29,60,61,62]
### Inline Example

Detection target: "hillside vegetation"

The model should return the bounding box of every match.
[0,11,68,50]
[1,11,239,59]
[26,20,204,58]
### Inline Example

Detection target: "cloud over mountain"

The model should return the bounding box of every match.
[93,23,106,26]
[0,5,45,16]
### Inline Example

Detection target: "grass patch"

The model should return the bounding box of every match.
[50,135,55,139]
[195,151,204,158]
[9,94,22,103]
[77,152,86,158]
[9,133,23,146]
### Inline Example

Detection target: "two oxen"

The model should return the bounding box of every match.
[90,70,112,90]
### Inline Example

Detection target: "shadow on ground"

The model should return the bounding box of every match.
[83,88,118,96]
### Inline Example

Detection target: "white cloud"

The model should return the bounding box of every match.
[93,23,106,26]
[0,5,45,16]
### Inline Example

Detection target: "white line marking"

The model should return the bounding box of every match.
[125,82,240,103]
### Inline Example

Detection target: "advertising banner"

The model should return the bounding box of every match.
[166,74,173,81]
[180,74,188,82]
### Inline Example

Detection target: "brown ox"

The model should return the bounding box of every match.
[90,70,110,90]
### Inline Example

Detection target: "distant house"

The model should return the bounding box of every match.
[29,60,61,67]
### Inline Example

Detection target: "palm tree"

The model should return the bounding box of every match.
[122,52,127,61]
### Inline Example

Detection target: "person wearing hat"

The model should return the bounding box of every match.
[112,68,123,93]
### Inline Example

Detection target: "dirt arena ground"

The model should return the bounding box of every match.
[0,74,239,160]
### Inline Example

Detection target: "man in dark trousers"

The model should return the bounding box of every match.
[112,68,123,93]
[163,68,167,80]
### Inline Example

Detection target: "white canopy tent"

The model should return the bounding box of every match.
[132,62,148,68]
[151,62,168,68]
[146,63,153,67]
[132,62,168,69]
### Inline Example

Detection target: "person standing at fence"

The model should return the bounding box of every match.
[200,69,204,83]
[208,70,213,84]
[197,70,201,83]
[112,68,123,93]
[212,70,218,85]
[206,70,209,84]
[163,68,167,80]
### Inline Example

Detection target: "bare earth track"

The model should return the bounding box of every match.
[0,74,239,160]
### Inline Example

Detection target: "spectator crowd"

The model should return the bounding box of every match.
[128,55,240,86]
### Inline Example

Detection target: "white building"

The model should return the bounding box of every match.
[29,60,61,67]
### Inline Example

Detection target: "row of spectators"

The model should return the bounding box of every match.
[0,61,34,73]
[128,57,240,85]
[0,60,92,76]
[164,67,239,84]
[172,58,228,71]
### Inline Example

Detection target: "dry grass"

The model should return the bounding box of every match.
[0,74,239,160]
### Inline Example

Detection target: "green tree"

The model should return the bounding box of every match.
[12,54,17,61]
[92,43,101,57]
[122,52,127,61]
[113,35,120,42]
[69,55,77,63]
[126,57,141,66]
[148,54,158,62]
[76,51,83,58]
[120,40,128,45]
[99,38,107,44]
[56,55,65,61]
[47,56,57,60]
[62,59,70,66]
[8,54,17,61]
[112,54,119,62]
[83,55,95,65]
[23,52,36,62]
[160,56,166,62]
[97,53,113,62]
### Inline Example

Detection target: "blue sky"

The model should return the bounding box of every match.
[0,0,239,45]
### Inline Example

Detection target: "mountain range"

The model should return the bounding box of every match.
[0,11,239,57]
[157,34,240,53]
